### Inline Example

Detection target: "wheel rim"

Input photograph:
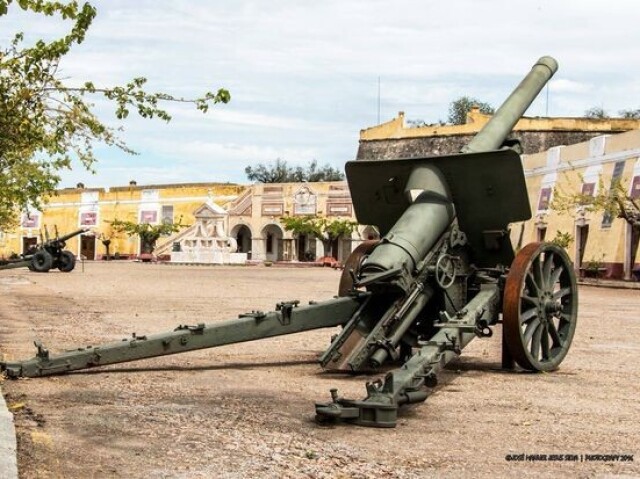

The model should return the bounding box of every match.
[503,242,578,371]
[338,240,379,296]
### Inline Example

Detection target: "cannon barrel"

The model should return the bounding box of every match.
[360,165,453,276]
[356,57,557,279]
[462,56,558,154]
[49,227,89,244]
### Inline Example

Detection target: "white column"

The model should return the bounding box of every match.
[252,237,266,261]
[574,224,582,276]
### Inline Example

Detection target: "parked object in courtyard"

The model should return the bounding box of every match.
[1,57,578,427]
[0,227,87,273]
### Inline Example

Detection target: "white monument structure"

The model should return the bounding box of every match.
[171,202,247,264]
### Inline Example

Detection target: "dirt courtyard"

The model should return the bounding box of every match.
[0,262,638,478]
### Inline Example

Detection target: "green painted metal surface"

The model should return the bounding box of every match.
[2,296,364,378]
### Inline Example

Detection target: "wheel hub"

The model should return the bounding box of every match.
[543,299,561,315]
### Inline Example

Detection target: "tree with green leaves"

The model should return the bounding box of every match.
[110,219,186,255]
[552,178,639,228]
[279,215,357,259]
[0,0,230,230]
[245,159,344,183]
[548,230,573,250]
[447,96,494,125]
[551,173,640,280]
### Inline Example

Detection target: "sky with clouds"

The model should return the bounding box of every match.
[3,0,640,188]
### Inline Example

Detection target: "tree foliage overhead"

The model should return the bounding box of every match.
[245,159,344,183]
[447,96,494,125]
[0,0,230,229]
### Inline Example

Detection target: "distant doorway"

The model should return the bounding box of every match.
[261,224,284,262]
[22,237,37,255]
[297,234,315,261]
[536,226,547,242]
[233,225,253,259]
[575,224,589,270]
[80,235,96,260]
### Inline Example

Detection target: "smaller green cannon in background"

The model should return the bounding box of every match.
[0,226,87,273]
[2,57,578,428]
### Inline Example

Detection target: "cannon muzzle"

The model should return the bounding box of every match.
[462,56,558,153]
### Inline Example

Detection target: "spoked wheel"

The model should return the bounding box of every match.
[503,242,578,371]
[337,240,379,297]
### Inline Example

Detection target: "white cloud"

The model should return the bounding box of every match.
[551,79,592,94]
[4,0,640,187]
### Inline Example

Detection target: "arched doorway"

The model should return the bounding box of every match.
[261,224,284,262]
[231,224,252,259]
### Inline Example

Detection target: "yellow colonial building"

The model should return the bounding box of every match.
[0,182,244,260]
[518,130,640,280]
[0,180,371,264]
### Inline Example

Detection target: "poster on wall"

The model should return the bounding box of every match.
[80,211,98,227]
[140,210,158,224]
[21,213,39,229]
[537,187,552,211]
[327,203,352,216]
[631,175,640,199]
[293,186,317,215]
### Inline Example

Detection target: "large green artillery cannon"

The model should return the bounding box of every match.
[0,226,87,273]
[1,57,578,427]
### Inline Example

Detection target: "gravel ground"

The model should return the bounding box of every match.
[0,262,638,478]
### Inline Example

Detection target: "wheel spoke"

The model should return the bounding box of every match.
[530,324,543,360]
[543,252,554,289]
[523,318,541,346]
[549,264,564,286]
[541,325,550,359]
[548,319,562,347]
[553,287,571,300]
[526,272,540,295]
[521,307,538,323]
[522,295,540,307]
[533,257,545,290]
